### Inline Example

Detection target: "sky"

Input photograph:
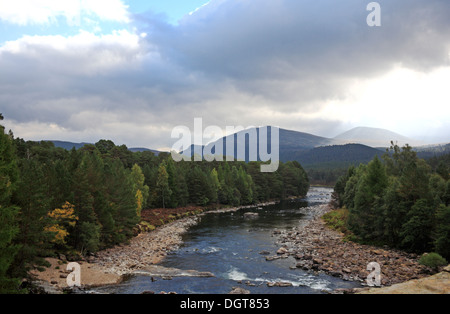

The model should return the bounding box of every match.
[1,0,450,150]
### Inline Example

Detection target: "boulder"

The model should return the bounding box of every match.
[229,287,251,294]
[267,281,293,287]
[243,212,259,219]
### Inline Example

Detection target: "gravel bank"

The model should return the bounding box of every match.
[271,204,432,290]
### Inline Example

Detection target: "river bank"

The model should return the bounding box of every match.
[271,203,435,292]
[30,201,277,293]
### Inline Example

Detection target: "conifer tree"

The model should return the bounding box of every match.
[12,159,54,277]
[348,156,388,240]
[434,205,450,260]
[0,123,21,293]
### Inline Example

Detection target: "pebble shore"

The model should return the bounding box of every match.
[269,204,432,289]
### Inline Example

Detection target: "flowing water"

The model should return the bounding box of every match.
[94,187,361,294]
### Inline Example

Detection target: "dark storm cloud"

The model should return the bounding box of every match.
[1,0,450,147]
[143,0,450,103]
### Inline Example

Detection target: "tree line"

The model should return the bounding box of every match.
[0,120,309,293]
[332,142,450,262]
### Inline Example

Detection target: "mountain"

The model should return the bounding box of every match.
[128,147,161,155]
[45,140,91,150]
[278,128,336,149]
[182,127,338,161]
[291,144,385,168]
[45,140,161,155]
[334,126,423,148]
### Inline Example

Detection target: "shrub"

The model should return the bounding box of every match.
[322,208,350,235]
[419,252,448,270]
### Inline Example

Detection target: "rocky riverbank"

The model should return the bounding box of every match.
[270,204,434,290]
[31,201,278,293]
[92,215,200,276]
[30,215,200,293]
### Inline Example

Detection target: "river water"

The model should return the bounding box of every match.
[94,187,361,294]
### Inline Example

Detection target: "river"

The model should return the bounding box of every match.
[93,187,361,294]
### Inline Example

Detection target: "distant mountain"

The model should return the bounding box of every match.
[291,144,385,168]
[45,140,91,150]
[278,128,336,149]
[334,127,423,148]
[128,147,161,155]
[183,127,338,159]
[45,140,161,155]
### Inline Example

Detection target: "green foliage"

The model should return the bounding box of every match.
[78,222,101,255]
[418,252,448,270]
[434,205,450,260]
[334,142,450,257]
[0,126,21,293]
[348,156,388,241]
[322,208,350,235]
[11,158,54,278]
[400,199,435,253]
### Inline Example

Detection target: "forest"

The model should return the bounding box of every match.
[331,142,450,263]
[0,117,309,293]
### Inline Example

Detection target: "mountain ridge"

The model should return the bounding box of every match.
[333,126,424,147]
[45,126,448,165]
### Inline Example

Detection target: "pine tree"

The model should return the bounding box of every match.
[165,159,179,208]
[434,204,450,260]
[0,124,21,293]
[12,159,54,277]
[400,199,435,253]
[348,156,388,241]
[71,152,103,251]
[106,160,139,242]
[443,180,450,206]
[379,177,408,247]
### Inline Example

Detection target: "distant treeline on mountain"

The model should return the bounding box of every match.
[45,140,161,155]
[283,144,385,167]
[46,128,450,187]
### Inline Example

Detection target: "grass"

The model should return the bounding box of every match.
[322,208,351,236]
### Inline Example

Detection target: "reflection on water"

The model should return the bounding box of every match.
[94,187,361,294]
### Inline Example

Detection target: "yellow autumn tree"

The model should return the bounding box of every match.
[135,189,144,217]
[45,202,78,245]
[130,164,149,218]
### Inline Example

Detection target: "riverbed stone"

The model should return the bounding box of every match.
[229,287,251,294]
[270,203,433,288]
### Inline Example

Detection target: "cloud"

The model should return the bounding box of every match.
[152,0,450,98]
[0,0,130,25]
[1,0,450,148]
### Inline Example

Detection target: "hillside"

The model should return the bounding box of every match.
[44,140,161,155]
[334,126,423,148]
[45,140,91,150]
[290,144,385,168]
[184,126,338,160]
